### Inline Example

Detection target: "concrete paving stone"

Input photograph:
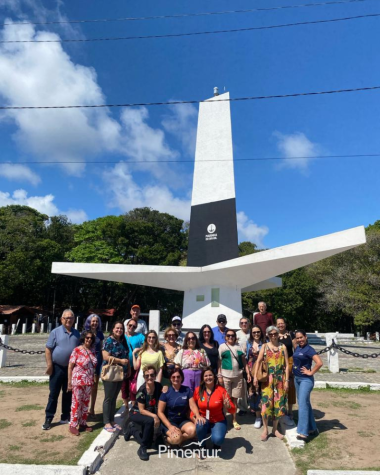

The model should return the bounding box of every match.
[0,464,86,475]
[96,416,296,475]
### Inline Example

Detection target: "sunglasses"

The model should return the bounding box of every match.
[172,323,181,326]
[241,322,249,325]
[252,331,261,335]
[63,317,74,321]
[268,333,278,337]
[187,337,196,341]
[171,376,181,380]
[85,337,94,341]
[226,334,235,338]
[167,334,176,338]
[147,336,157,340]
[203,331,211,334]
[144,373,155,379]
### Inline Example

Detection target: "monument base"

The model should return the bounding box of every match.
[182,285,243,330]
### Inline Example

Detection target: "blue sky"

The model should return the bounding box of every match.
[0,0,379,249]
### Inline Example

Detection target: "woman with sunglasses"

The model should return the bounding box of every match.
[83,314,104,420]
[102,321,130,433]
[124,365,163,461]
[160,327,182,386]
[67,331,97,435]
[277,317,297,421]
[134,330,164,390]
[243,325,264,428]
[254,325,289,441]
[158,367,202,446]
[199,324,220,375]
[219,329,251,430]
[293,330,323,441]
[121,319,146,416]
[174,332,210,391]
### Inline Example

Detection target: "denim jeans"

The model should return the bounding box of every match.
[45,363,72,420]
[294,376,317,437]
[196,419,227,447]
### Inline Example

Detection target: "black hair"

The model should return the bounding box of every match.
[80,330,96,346]
[199,324,215,345]
[183,331,200,349]
[248,325,264,344]
[199,367,218,400]
[169,367,184,383]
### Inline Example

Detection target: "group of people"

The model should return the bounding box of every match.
[42,301,323,460]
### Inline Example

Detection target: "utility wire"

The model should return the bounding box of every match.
[1,154,380,164]
[1,85,380,110]
[2,0,373,26]
[2,12,380,43]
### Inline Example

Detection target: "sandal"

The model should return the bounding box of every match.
[261,431,269,442]
[296,434,308,441]
[272,430,284,440]
[233,421,241,431]
[104,426,116,433]
[113,423,122,430]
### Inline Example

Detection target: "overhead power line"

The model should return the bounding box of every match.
[2,0,372,26]
[1,85,380,110]
[1,153,380,165]
[2,12,380,43]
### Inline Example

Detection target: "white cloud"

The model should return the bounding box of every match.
[103,163,191,221]
[0,21,121,176]
[237,211,268,248]
[162,103,198,156]
[0,189,87,223]
[273,131,320,172]
[0,163,40,184]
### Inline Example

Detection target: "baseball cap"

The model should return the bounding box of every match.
[172,316,182,322]
[217,314,227,322]
[131,304,140,310]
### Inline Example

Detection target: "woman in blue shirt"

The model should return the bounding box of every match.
[293,330,323,440]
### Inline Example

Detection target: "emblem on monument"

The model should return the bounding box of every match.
[207,224,216,234]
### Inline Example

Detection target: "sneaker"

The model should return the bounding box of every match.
[137,446,149,461]
[69,425,80,436]
[59,419,69,425]
[42,418,52,430]
[282,415,294,426]
[254,417,262,429]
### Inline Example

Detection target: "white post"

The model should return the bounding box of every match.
[11,324,16,335]
[0,324,3,335]
[48,323,52,333]
[106,321,109,332]
[0,334,9,368]
[75,323,78,330]
[32,323,36,334]
[40,323,45,333]
[325,332,339,373]
[22,323,26,334]
[366,332,371,341]
[376,332,379,342]
[55,318,58,328]
[149,310,160,336]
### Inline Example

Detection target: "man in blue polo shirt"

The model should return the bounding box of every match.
[42,309,80,430]
[212,314,229,345]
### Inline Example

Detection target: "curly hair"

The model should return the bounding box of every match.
[79,330,96,347]
[84,313,102,332]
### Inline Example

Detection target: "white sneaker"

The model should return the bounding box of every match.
[254,418,262,429]
[59,419,69,424]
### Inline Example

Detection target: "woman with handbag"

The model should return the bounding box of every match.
[160,327,182,386]
[243,325,264,429]
[254,325,289,441]
[83,313,104,420]
[121,320,145,416]
[134,330,164,390]
[67,331,97,436]
[174,332,210,392]
[218,329,251,430]
[102,321,130,433]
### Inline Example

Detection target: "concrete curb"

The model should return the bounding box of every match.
[315,381,380,390]
[0,465,86,475]
[279,417,305,449]
[0,376,49,382]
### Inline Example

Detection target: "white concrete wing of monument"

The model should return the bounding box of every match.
[52,225,365,291]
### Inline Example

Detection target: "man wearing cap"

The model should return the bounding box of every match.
[124,305,148,335]
[212,315,229,346]
[171,316,186,345]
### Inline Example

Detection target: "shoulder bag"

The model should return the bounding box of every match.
[101,356,124,382]
[252,344,269,383]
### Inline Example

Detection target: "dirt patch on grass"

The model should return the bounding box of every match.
[292,389,380,474]
[0,382,118,465]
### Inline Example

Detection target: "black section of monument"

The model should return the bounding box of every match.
[187,198,239,267]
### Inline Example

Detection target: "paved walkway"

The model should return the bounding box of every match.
[96,415,296,475]
[1,336,379,381]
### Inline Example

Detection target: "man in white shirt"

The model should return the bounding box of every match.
[236,316,251,346]
[124,305,148,335]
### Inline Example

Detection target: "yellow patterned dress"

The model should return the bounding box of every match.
[260,344,287,419]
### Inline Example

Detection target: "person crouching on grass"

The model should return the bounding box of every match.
[67,331,97,435]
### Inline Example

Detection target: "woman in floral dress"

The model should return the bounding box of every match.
[253,325,289,441]
[174,332,210,391]
[160,327,182,386]
[68,331,98,435]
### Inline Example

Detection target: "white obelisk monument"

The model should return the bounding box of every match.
[52,89,366,330]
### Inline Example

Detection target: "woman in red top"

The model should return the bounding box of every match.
[193,367,236,455]
[68,331,97,436]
